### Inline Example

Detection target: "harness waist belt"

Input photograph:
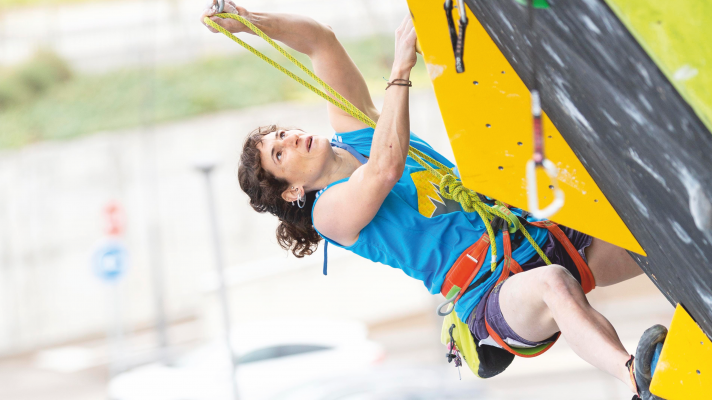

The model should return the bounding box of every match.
[440,233,490,302]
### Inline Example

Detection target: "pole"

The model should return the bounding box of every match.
[140,0,170,364]
[108,280,125,377]
[195,161,239,400]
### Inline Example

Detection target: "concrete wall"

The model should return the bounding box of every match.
[0,91,453,355]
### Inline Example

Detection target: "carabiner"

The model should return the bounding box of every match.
[443,0,468,73]
[526,158,565,219]
[436,292,459,316]
[525,84,564,218]
[456,0,468,24]
[211,0,225,13]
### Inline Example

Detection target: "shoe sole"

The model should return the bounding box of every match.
[635,324,668,400]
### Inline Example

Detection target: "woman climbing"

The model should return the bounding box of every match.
[200,2,657,399]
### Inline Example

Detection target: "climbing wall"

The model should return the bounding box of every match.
[409,0,712,337]
[461,0,712,336]
[603,0,712,135]
[407,0,646,255]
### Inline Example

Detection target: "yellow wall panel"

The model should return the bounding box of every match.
[650,305,712,399]
[407,0,644,255]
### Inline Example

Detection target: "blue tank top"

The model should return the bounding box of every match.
[311,127,549,322]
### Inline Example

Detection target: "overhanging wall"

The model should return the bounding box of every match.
[463,0,712,335]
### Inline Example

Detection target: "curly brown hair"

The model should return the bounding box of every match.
[237,125,322,258]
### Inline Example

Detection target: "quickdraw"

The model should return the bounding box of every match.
[524,0,564,219]
[444,0,468,73]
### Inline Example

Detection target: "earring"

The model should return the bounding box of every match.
[296,191,306,209]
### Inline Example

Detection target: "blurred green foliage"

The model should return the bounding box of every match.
[0,49,72,107]
[0,35,430,149]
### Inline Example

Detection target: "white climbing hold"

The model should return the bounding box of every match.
[673,65,698,81]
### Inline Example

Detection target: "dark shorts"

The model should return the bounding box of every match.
[466,226,593,348]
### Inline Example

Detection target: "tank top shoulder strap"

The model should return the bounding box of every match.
[313,141,369,276]
[331,141,368,164]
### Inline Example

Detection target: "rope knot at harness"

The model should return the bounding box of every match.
[438,174,478,213]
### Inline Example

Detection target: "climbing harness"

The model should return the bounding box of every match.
[443,0,468,73]
[524,0,564,219]
[481,220,595,357]
[439,218,596,378]
[436,232,491,316]
[437,214,595,332]
[203,11,551,281]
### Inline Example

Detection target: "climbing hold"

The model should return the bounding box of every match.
[689,184,712,231]
[514,0,550,9]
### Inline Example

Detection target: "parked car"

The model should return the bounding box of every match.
[108,319,385,400]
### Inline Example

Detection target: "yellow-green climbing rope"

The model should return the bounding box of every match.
[204,13,551,270]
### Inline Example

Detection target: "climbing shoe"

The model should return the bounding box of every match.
[633,324,668,400]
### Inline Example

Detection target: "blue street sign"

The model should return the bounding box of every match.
[93,240,129,282]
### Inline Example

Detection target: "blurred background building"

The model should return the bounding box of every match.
[0,0,674,399]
